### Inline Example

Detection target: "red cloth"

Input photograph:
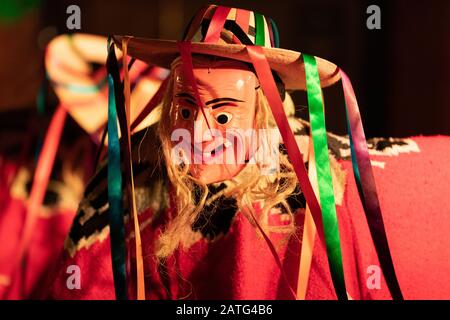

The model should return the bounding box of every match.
[45,136,450,300]
[0,159,75,299]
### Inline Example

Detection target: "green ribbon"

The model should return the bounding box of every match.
[254,13,265,46]
[303,53,347,300]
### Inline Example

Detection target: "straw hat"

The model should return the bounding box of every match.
[112,4,340,91]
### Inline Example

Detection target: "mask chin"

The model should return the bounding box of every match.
[189,162,247,185]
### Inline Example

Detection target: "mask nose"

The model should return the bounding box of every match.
[194,110,214,143]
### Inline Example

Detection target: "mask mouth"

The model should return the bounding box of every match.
[192,140,233,163]
[203,143,226,161]
[210,143,225,156]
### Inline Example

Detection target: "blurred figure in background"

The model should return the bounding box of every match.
[0,27,166,298]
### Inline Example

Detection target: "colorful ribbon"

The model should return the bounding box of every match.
[341,71,403,300]
[177,41,211,130]
[303,53,347,300]
[269,18,280,48]
[233,9,250,44]
[183,5,211,41]
[34,79,47,162]
[248,205,298,299]
[122,38,146,300]
[254,13,266,46]
[4,105,67,299]
[297,136,318,299]
[106,72,127,300]
[203,6,231,43]
[107,37,148,300]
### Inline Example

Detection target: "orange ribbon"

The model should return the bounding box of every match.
[122,38,146,300]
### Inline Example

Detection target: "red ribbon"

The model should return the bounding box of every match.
[203,6,231,43]
[177,41,211,130]
[248,204,298,299]
[246,45,327,248]
[183,5,211,41]
[5,105,67,297]
[234,9,250,44]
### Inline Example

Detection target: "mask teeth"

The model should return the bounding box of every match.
[224,141,232,148]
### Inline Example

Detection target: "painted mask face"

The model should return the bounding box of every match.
[170,57,258,184]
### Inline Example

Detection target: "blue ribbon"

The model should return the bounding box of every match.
[107,70,127,300]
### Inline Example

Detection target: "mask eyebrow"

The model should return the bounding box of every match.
[206,97,245,106]
[211,102,239,110]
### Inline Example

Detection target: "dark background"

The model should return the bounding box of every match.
[1,0,449,138]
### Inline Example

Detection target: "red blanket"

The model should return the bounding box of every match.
[43,135,450,300]
[0,159,75,299]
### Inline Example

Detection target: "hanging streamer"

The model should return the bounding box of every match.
[122,38,146,300]
[107,39,131,299]
[106,73,127,300]
[107,40,145,300]
[34,79,48,161]
[297,136,317,299]
[341,71,403,300]
[247,206,298,299]
[177,41,211,130]
[6,105,67,298]
[269,18,280,48]
[303,53,347,300]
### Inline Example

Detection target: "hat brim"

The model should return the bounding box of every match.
[113,36,341,91]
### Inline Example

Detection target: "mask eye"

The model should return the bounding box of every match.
[215,112,232,125]
[180,107,192,120]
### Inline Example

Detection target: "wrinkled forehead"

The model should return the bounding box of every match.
[171,55,258,91]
